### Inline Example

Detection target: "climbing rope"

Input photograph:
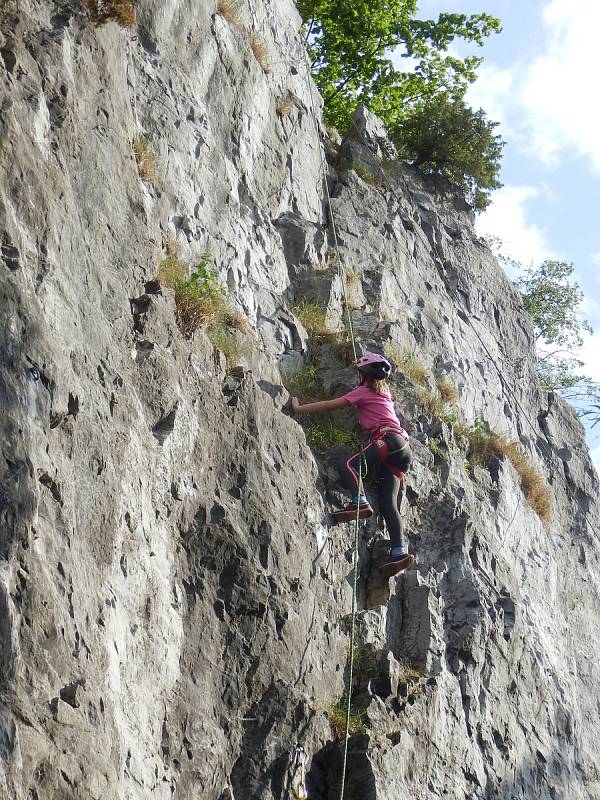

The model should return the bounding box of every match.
[299,62,369,800]
[337,455,365,800]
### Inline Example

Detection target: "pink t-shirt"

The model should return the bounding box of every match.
[343,385,403,434]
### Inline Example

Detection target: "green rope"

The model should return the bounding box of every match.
[338,453,364,800]
[300,57,365,798]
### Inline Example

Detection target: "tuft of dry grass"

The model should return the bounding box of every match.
[344,269,360,288]
[224,308,251,334]
[490,436,551,524]
[132,135,157,184]
[415,387,446,418]
[207,319,251,367]
[290,300,330,336]
[385,347,429,386]
[216,0,241,26]
[436,377,458,404]
[398,660,426,682]
[465,424,551,523]
[84,0,135,27]
[249,34,271,74]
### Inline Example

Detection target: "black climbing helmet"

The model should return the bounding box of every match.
[354,352,391,381]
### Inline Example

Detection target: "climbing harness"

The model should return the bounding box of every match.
[290,745,309,799]
[346,424,408,486]
[370,425,409,481]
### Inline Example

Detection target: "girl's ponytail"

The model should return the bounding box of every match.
[359,373,387,395]
[371,378,387,395]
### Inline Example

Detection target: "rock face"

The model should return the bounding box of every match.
[1,2,599,800]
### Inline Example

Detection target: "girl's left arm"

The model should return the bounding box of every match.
[291,396,348,414]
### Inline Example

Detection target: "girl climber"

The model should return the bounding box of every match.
[291,352,414,578]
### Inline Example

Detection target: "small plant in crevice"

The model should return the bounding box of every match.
[158,249,251,365]
[304,415,358,454]
[428,437,448,463]
[415,386,447,418]
[351,163,384,190]
[325,693,368,739]
[276,97,293,116]
[132,135,157,184]
[249,33,271,74]
[281,364,323,401]
[159,252,226,333]
[84,0,135,26]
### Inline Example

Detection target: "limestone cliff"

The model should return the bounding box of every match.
[1,2,599,799]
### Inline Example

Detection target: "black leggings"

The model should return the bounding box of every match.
[338,434,412,548]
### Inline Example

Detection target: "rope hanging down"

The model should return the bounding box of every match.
[300,63,367,800]
[337,456,365,800]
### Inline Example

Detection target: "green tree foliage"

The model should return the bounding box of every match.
[389,96,504,209]
[297,0,501,131]
[516,260,592,347]
[514,261,599,424]
[297,0,503,209]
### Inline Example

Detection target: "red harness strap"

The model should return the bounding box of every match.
[346,426,409,486]
[371,425,408,481]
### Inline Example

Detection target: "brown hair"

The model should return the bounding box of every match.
[359,374,388,395]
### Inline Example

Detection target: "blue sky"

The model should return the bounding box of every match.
[407,0,600,469]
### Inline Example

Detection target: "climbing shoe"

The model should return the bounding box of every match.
[379,552,414,578]
[332,502,373,524]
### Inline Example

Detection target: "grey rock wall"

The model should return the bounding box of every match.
[1,2,599,800]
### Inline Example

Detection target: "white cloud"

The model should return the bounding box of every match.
[591,253,600,264]
[466,63,515,133]
[453,1,600,171]
[518,0,600,168]
[580,295,600,320]
[475,185,552,267]
[578,332,600,383]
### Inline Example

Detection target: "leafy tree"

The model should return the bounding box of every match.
[297,0,502,209]
[297,0,501,131]
[389,96,504,209]
[515,260,592,348]
[514,260,599,427]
